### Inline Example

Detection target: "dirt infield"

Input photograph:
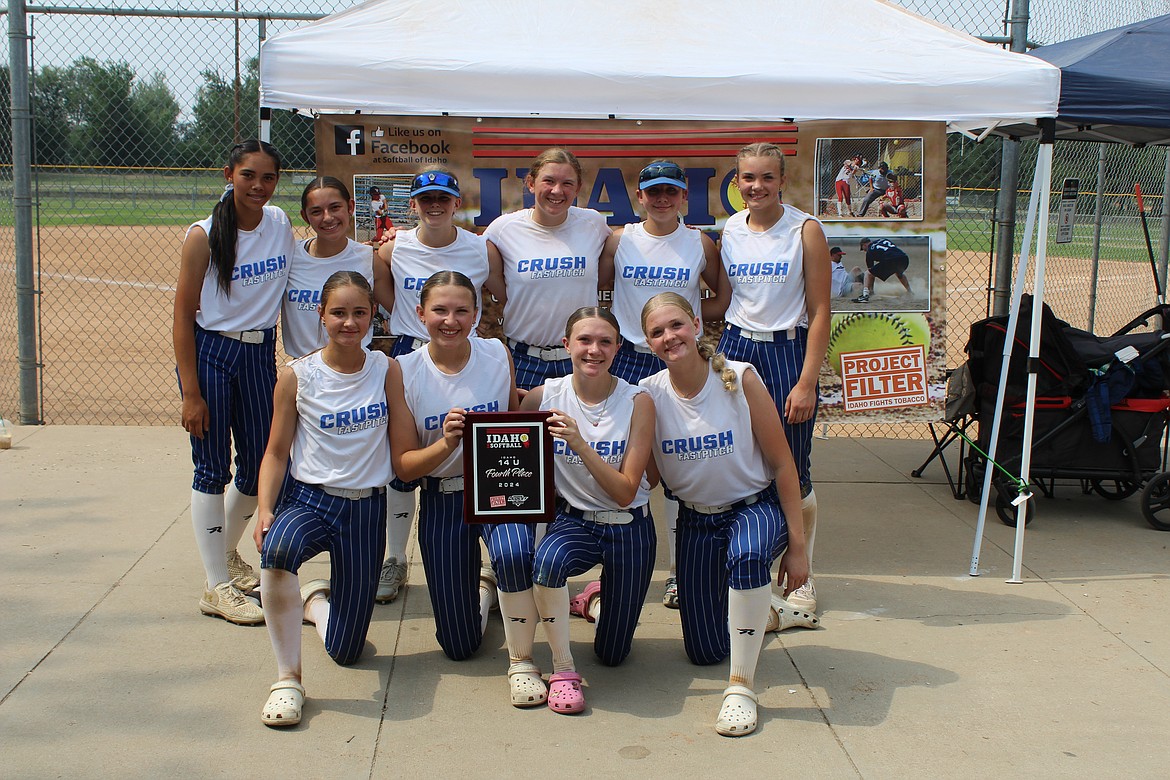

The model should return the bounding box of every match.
[1,225,1159,425]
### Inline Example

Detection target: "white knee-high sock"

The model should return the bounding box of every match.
[385,487,416,561]
[532,585,575,673]
[497,588,540,664]
[728,585,771,690]
[801,488,818,570]
[479,574,497,638]
[262,569,303,682]
[588,598,602,623]
[306,595,330,645]
[664,497,680,576]
[224,484,258,552]
[191,490,229,588]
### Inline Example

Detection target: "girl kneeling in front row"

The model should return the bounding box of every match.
[639,292,808,737]
[523,307,657,714]
[254,271,391,727]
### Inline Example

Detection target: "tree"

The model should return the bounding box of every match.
[130,72,181,167]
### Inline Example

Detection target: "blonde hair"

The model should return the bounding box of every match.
[526,148,583,186]
[640,293,738,394]
[736,141,786,176]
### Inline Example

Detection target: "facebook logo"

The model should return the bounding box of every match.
[334,125,365,156]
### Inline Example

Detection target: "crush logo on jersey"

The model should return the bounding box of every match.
[320,402,388,434]
[516,256,586,279]
[621,265,691,288]
[727,261,788,285]
[553,438,626,464]
[402,276,431,291]
[233,255,288,287]
[286,287,322,311]
[661,430,734,461]
[424,401,501,431]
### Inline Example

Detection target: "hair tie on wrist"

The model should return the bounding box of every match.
[220,183,234,203]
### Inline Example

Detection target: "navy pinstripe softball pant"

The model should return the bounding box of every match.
[532,504,656,666]
[185,325,276,495]
[416,487,536,661]
[676,491,788,665]
[261,480,387,666]
[718,324,815,488]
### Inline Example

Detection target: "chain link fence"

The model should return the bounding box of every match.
[3,0,1170,426]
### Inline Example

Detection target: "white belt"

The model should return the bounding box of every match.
[508,339,569,362]
[728,325,797,343]
[217,329,267,344]
[320,485,385,500]
[681,493,760,515]
[423,475,464,493]
[581,509,633,525]
[631,342,654,354]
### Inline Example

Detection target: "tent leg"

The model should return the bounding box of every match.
[968,143,1047,576]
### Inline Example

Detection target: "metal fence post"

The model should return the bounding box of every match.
[991,0,1030,317]
[9,0,41,424]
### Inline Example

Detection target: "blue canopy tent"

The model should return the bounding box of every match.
[970,15,1170,580]
[997,13,1170,146]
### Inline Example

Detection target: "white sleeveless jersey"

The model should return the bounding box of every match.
[484,207,610,346]
[541,376,649,512]
[721,205,818,332]
[191,205,294,331]
[639,361,770,506]
[399,337,512,478]
[282,238,374,358]
[612,222,706,348]
[289,350,391,490]
[388,227,490,341]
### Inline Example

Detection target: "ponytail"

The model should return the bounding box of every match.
[696,340,738,394]
[208,140,283,297]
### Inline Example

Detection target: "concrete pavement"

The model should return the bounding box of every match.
[2,425,1168,778]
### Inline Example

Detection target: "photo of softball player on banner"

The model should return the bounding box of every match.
[814,137,924,221]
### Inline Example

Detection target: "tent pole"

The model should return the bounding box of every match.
[1088,144,1105,332]
[990,0,1032,318]
[1009,136,1054,583]
[968,134,1046,576]
[1160,149,1170,298]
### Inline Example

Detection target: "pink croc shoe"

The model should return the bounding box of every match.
[568,581,601,623]
[548,671,585,714]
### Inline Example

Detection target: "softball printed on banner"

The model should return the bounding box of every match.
[826,312,931,377]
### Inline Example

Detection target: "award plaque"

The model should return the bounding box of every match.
[463,411,555,524]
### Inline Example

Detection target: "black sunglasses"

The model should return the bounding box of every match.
[638,162,686,185]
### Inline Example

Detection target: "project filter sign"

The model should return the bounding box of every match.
[839,346,928,412]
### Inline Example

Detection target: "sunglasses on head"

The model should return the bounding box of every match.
[638,162,686,186]
[410,171,460,195]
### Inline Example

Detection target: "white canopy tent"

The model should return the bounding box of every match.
[259,0,1058,128]
[260,0,1064,578]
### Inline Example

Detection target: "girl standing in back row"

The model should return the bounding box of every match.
[600,159,725,609]
[372,170,490,607]
[713,142,830,618]
[484,147,615,390]
[173,140,295,626]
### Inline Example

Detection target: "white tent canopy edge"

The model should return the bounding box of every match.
[258,0,1059,129]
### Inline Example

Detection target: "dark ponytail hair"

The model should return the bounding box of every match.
[208,140,282,297]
